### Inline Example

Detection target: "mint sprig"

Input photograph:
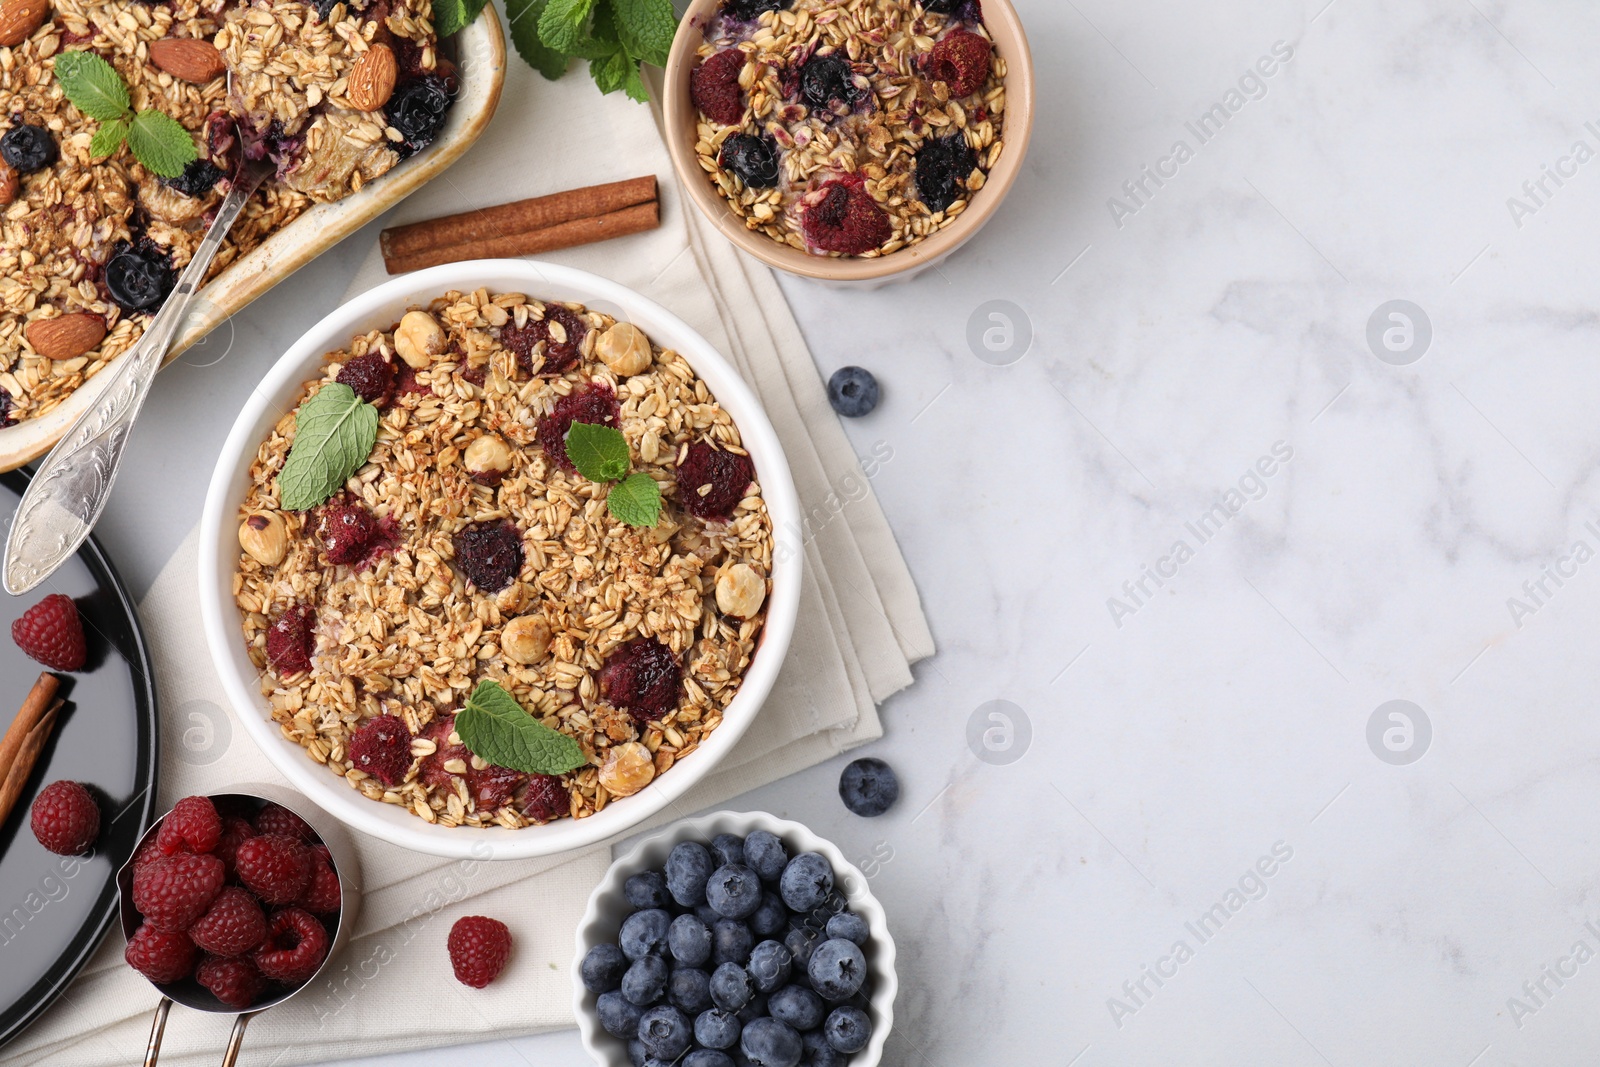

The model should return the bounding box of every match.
[496,0,675,102]
[563,421,661,527]
[278,383,380,511]
[456,679,587,775]
[55,51,196,178]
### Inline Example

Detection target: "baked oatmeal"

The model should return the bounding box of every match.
[0,0,459,426]
[232,288,775,829]
[689,0,1006,257]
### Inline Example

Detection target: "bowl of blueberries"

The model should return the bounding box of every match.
[575,810,896,1067]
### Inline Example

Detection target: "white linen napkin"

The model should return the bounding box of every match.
[0,31,931,1067]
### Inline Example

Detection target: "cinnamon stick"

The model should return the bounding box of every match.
[0,672,59,780]
[0,673,64,829]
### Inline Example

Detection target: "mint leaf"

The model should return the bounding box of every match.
[538,0,596,53]
[620,52,650,102]
[612,0,677,67]
[507,0,569,78]
[608,471,661,527]
[88,117,128,160]
[565,421,631,482]
[127,109,196,178]
[589,47,632,94]
[53,51,131,122]
[457,679,587,775]
[278,383,380,511]
[433,0,467,35]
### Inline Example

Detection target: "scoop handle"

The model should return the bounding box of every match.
[141,998,171,1067]
[218,1013,253,1067]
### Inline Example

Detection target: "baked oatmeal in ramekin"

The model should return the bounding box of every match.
[232,288,775,830]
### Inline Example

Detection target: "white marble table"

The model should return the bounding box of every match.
[87,0,1600,1062]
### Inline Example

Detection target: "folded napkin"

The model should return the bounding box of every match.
[0,36,932,1067]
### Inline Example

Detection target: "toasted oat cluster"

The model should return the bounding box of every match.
[232,289,774,830]
[690,0,1006,257]
[0,0,455,427]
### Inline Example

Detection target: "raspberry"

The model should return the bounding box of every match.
[196,955,266,1009]
[124,923,196,984]
[451,521,524,592]
[11,593,86,671]
[133,853,225,931]
[395,360,428,398]
[254,802,316,842]
[537,382,621,475]
[188,886,267,956]
[300,850,342,914]
[336,352,396,407]
[598,638,682,723]
[131,833,165,876]
[29,780,100,855]
[799,172,892,256]
[266,605,316,675]
[253,907,329,984]
[501,306,588,377]
[213,816,256,878]
[927,27,991,97]
[157,795,221,856]
[675,440,755,522]
[519,774,568,823]
[418,715,468,791]
[470,764,525,812]
[235,833,313,905]
[348,714,413,786]
[691,48,747,126]
[448,916,512,988]
[317,497,377,565]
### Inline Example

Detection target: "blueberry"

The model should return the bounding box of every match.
[825,911,869,945]
[626,871,672,910]
[710,961,754,1011]
[627,1037,649,1067]
[598,990,646,1039]
[741,1017,803,1067]
[670,965,713,1014]
[160,158,224,198]
[385,72,457,159]
[915,132,977,213]
[743,830,789,882]
[799,53,862,113]
[779,853,834,913]
[826,367,879,418]
[749,892,787,938]
[667,842,714,907]
[696,1006,743,1049]
[638,1004,693,1060]
[807,939,866,1001]
[707,863,763,919]
[713,918,755,966]
[801,1030,846,1067]
[668,913,714,966]
[783,927,819,970]
[721,0,787,19]
[922,0,961,13]
[746,939,792,993]
[620,909,672,960]
[766,983,824,1031]
[718,134,780,189]
[104,242,175,313]
[710,833,746,868]
[622,955,670,1006]
[581,942,629,992]
[696,902,723,926]
[824,1006,871,1053]
[0,123,56,173]
[736,991,770,1025]
[685,1052,736,1067]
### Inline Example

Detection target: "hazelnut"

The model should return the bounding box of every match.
[501,614,552,664]
[464,433,512,484]
[0,163,17,207]
[598,741,655,797]
[393,310,445,368]
[715,562,766,619]
[596,322,653,377]
[238,511,288,566]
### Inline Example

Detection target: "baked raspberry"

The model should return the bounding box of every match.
[501,306,588,377]
[188,887,267,956]
[317,497,376,565]
[348,714,413,786]
[418,715,468,791]
[300,850,342,914]
[537,382,620,475]
[451,521,524,592]
[470,764,525,812]
[675,440,756,522]
[29,780,100,855]
[235,833,313,905]
[253,907,329,984]
[133,853,225,931]
[213,816,256,878]
[196,955,267,1009]
[336,353,396,407]
[266,605,316,675]
[598,637,682,723]
[447,915,512,988]
[691,48,747,126]
[157,795,221,856]
[125,923,196,985]
[11,593,86,671]
[799,172,892,256]
[254,802,316,842]
[519,774,568,823]
[395,360,428,398]
[927,27,992,97]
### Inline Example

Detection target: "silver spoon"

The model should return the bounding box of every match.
[2,152,273,595]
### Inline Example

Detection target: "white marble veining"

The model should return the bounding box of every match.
[87,0,1600,1062]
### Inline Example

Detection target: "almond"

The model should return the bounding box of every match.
[26,313,107,361]
[148,37,225,83]
[0,0,47,47]
[0,162,17,207]
[347,43,397,112]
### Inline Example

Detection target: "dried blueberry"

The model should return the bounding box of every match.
[451,521,524,591]
[799,53,863,113]
[718,134,779,189]
[160,158,225,198]
[915,132,977,213]
[1,123,57,174]
[104,241,175,313]
[0,387,15,429]
[922,0,962,12]
[722,0,788,19]
[385,73,457,159]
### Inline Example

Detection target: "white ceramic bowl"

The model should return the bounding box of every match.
[198,261,803,861]
[574,811,897,1067]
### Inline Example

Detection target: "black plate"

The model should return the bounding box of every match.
[0,469,159,1049]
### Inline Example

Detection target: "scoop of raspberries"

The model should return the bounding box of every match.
[448,915,513,988]
[691,48,747,126]
[29,780,100,855]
